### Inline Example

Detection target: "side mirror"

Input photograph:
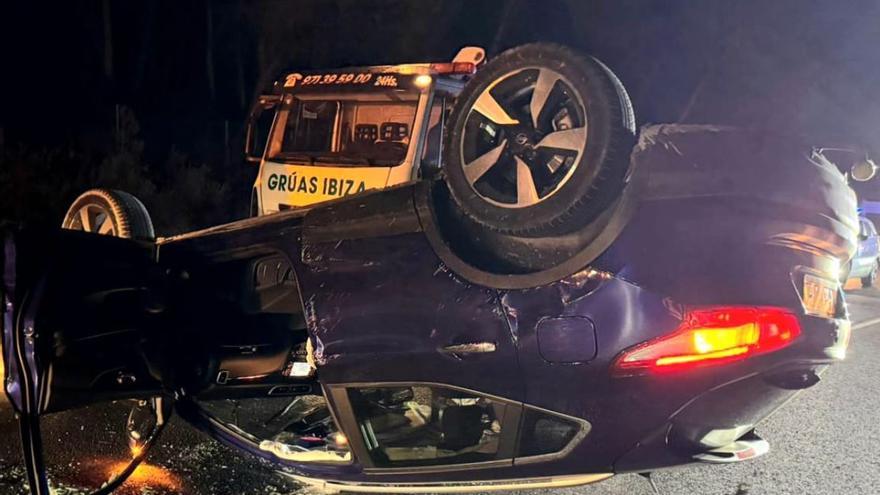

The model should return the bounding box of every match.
[245,94,281,165]
[851,158,877,182]
[244,122,263,164]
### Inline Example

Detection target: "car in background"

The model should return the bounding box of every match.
[844,216,880,287]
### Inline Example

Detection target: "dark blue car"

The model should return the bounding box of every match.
[0,125,858,494]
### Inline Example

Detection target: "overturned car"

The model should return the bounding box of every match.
[1,43,860,495]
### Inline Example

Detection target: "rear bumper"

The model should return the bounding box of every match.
[613,315,849,473]
[587,128,854,473]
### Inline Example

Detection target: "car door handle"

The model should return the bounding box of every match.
[440,342,497,355]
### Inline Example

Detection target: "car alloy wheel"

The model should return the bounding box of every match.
[459,67,588,209]
[61,189,155,240]
[442,43,636,236]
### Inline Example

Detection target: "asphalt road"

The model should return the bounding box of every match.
[1,288,879,495]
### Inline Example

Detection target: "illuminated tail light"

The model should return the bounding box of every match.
[429,62,477,75]
[613,307,801,375]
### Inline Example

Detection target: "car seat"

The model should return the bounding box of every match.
[373,122,409,162]
[380,122,409,142]
[355,124,379,143]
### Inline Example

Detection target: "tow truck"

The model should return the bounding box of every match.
[246,46,486,215]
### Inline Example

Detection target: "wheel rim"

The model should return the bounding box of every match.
[459,67,588,209]
[65,204,118,236]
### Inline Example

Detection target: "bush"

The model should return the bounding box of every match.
[0,106,237,236]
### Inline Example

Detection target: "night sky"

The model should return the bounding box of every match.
[2,0,880,230]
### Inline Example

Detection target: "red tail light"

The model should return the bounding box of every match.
[613,307,801,375]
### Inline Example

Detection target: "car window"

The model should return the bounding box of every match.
[198,394,351,464]
[516,408,585,458]
[347,385,509,468]
[269,92,420,167]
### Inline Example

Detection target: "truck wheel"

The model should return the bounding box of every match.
[443,43,636,235]
[61,189,155,240]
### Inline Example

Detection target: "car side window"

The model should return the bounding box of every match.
[198,394,352,465]
[347,385,509,468]
[516,408,585,458]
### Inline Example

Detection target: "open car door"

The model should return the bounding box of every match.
[1,226,172,495]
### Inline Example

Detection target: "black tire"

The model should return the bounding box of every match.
[61,189,155,240]
[861,260,878,288]
[443,43,636,235]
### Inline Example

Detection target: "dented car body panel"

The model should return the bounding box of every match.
[1,126,858,491]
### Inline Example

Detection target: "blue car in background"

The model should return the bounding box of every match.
[844,216,880,287]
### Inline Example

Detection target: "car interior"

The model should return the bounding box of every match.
[348,386,506,467]
[198,394,352,464]
[175,250,356,462]
[343,121,411,162]
[168,252,317,402]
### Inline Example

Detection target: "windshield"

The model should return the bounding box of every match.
[268,92,420,167]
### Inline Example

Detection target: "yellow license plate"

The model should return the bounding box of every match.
[803,274,837,318]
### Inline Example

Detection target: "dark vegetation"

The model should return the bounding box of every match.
[0,107,233,235]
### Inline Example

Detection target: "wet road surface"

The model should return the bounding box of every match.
[1,288,878,495]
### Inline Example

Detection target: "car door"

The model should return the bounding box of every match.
[292,191,523,401]
[277,194,526,484]
[144,191,526,487]
[2,227,171,495]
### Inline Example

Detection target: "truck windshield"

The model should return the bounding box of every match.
[268,92,420,167]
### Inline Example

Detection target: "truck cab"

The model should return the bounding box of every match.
[247,48,484,216]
